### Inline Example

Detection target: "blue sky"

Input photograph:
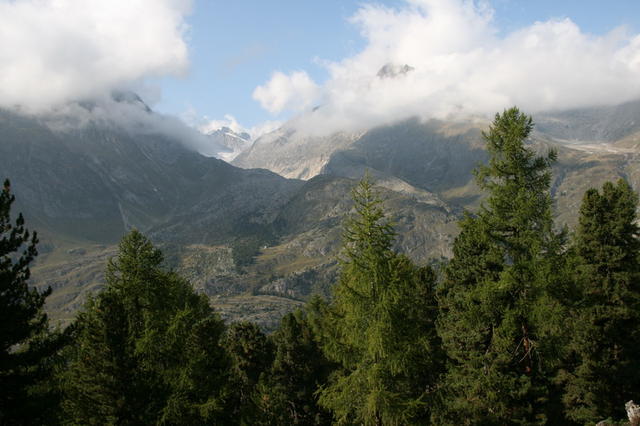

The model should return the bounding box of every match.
[153,0,370,129]
[153,0,640,131]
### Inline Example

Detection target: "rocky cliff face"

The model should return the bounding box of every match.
[233,127,362,180]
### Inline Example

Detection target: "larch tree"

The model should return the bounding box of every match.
[317,174,443,425]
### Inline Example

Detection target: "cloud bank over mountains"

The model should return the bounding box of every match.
[0,0,229,159]
[3,0,640,147]
[253,0,640,135]
[0,0,273,151]
[0,0,191,112]
[187,113,281,142]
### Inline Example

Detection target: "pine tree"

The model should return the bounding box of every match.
[258,311,333,425]
[317,175,443,425]
[0,179,66,425]
[561,179,640,423]
[436,108,567,424]
[61,230,230,425]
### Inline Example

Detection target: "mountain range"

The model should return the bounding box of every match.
[3,96,640,330]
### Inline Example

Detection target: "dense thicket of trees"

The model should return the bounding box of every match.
[3,107,640,425]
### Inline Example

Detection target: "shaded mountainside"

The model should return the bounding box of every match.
[319,119,488,207]
[0,106,460,330]
[0,108,301,244]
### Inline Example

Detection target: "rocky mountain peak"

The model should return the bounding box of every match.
[377,63,415,79]
[206,127,253,161]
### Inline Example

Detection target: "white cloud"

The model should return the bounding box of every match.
[252,71,321,115]
[38,94,228,159]
[248,120,283,140]
[0,0,191,112]
[199,114,246,135]
[253,0,640,135]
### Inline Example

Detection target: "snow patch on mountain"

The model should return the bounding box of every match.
[206,127,253,161]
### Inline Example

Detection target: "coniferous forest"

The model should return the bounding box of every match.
[3,108,640,425]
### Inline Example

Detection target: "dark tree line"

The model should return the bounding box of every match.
[2,108,640,425]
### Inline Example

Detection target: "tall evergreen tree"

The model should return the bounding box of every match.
[258,311,334,425]
[436,108,566,424]
[317,175,443,425]
[61,230,230,425]
[224,321,274,425]
[561,179,640,423]
[0,179,66,425]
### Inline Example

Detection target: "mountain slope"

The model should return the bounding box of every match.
[535,99,640,143]
[0,106,303,244]
[233,127,362,180]
[0,102,460,329]
[235,102,640,229]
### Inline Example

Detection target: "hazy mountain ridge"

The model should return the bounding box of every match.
[535,99,640,143]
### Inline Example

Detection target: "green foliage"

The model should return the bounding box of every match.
[258,310,334,425]
[317,174,444,425]
[231,237,267,271]
[0,179,67,425]
[223,321,274,425]
[230,223,277,271]
[60,230,230,425]
[560,179,640,424]
[436,108,567,424]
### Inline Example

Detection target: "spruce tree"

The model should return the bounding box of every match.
[436,108,566,424]
[561,179,640,423]
[317,175,443,425]
[224,321,274,425]
[61,230,230,425]
[0,179,66,424]
[258,311,333,425]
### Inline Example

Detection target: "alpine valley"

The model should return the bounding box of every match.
[4,95,640,330]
